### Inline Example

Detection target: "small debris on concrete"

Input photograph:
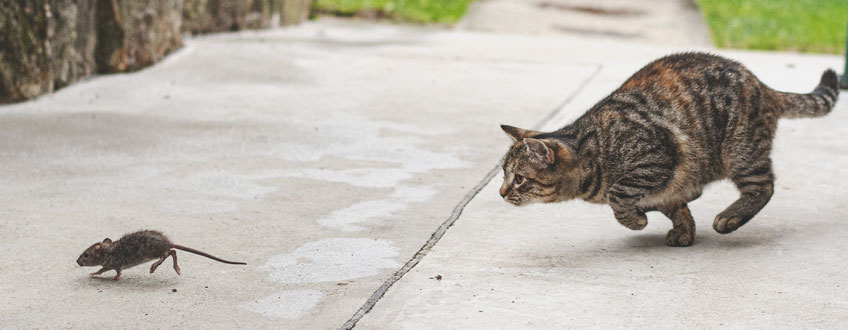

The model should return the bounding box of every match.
[172,289,177,293]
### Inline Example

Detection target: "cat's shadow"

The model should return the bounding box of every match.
[623,228,786,251]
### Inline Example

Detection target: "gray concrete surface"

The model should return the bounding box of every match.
[357,49,848,329]
[0,19,598,329]
[1,16,845,330]
[457,0,713,47]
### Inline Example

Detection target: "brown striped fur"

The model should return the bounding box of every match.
[499,53,839,246]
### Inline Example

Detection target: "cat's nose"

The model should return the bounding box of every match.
[499,182,510,198]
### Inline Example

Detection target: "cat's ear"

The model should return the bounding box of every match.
[501,125,541,142]
[523,138,555,165]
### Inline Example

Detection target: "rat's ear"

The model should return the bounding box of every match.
[94,243,102,250]
[501,125,541,142]
[102,238,112,244]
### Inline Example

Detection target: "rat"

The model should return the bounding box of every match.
[76,229,246,280]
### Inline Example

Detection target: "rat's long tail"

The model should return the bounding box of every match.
[171,244,247,265]
[778,69,839,118]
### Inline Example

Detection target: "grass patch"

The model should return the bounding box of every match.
[312,0,474,24]
[696,0,847,54]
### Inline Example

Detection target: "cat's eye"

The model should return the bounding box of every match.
[514,175,525,185]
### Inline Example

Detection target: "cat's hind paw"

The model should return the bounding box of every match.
[666,227,694,247]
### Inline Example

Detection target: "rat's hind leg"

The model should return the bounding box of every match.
[714,153,774,234]
[150,256,167,274]
[112,268,122,280]
[659,203,696,247]
[169,250,181,275]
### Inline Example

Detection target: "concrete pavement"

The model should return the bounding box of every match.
[1,17,846,330]
[457,0,712,47]
[356,48,848,329]
[0,19,597,329]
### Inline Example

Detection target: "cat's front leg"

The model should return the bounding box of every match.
[607,182,648,230]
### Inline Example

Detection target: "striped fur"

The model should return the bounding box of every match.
[499,52,839,247]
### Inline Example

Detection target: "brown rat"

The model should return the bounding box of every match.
[76,230,246,280]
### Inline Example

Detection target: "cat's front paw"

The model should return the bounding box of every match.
[617,213,648,230]
[666,226,694,247]
[713,213,744,234]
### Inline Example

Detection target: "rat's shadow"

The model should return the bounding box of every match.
[75,273,180,289]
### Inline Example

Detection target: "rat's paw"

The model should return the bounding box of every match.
[666,226,694,247]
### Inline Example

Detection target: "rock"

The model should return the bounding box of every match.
[51,0,98,89]
[279,0,311,26]
[0,1,97,103]
[96,0,183,73]
[0,0,311,104]
[182,0,311,34]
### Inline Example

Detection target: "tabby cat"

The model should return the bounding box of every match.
[498,52,839,246]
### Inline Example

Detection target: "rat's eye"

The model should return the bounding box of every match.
[83,253,89,257]
[514,175,525,185]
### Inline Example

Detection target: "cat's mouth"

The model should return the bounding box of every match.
[505,196,524,206]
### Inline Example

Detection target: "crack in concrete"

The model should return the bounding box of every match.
[339,64,603,330]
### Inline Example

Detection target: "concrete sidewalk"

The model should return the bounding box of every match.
[0,18,845,330]
[457,0,712,46]
[0,19,597,329]
[357,47,848,329]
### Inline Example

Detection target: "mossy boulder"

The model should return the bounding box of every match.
[96,0,183,73]
[0,1,97,103]
[0,0,312,104]
[182,0,311,34]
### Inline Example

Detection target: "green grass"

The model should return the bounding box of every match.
[697,0,847,54]
[312,0,474,24]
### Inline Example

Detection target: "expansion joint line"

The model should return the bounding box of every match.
[340,64,603,330]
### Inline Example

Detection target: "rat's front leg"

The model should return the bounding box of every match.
[89,267,109,277]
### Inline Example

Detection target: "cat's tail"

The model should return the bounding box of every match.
[778,69,839,118]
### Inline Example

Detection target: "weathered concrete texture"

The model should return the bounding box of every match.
[0,20,598,329]
[357,49,848,329]
[181,0,312,34]
[0,1,97,103]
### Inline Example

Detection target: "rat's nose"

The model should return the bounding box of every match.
[76,258,83,266]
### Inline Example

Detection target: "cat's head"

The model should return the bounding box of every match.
[498,125,581,206]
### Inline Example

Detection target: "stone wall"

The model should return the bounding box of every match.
[0,0,312,104]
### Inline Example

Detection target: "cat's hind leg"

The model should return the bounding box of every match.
[714,154,774,234]
[659,203,696,246]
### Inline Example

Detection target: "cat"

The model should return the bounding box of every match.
[498,52,839,247]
